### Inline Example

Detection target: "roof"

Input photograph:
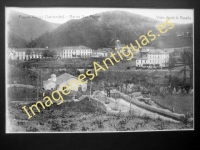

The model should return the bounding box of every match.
[7,84,35,88]
[43,73,77,85]
[163,49,174,53]
[148,49,168,54]
[11,48,47,52]
[55,73,77,85]
[95,49,107,53]
[94,48,113,53]
[137,56,147,60]
[58,45,92,51]
[142,46,155,49]
[104,48,114,52]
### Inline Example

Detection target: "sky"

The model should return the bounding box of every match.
[7,7,194,24]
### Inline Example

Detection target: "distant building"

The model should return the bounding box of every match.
[7,48,46,60]
[115,39,122,51]
[43,73,87,91]
[8,46,93,60]
[115,39,138,53]
[140,46,155,58]
[91,48,113,58]
[136,49,169,68]
[58,45,93,58]
[176,32,191,37]
[140,46,155,53]
[136,56,148,67]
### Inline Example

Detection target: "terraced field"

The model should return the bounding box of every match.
[7,97,193,132]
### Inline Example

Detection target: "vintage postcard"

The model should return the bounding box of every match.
[5,7,194,133]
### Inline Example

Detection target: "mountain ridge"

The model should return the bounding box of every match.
[7,10,193,49]
[7,10,61,48]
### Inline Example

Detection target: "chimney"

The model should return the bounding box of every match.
[51,74,57,82]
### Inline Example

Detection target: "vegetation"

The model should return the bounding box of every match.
[8,98,193,132]
[26,11,192,49]
[179,48,193,86]
[42,50,56,59]
[152,94,193,115]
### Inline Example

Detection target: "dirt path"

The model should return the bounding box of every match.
[93,90,181,123]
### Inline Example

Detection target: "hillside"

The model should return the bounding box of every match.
[32,10,193,49]
[7,31,28,48]
[32,11,161,49]
[7,10,60,47]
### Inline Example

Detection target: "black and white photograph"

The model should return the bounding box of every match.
[5,7,194,133]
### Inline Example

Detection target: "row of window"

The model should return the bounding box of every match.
[63,53,91,55]
[62,55,91,58]
[64,50,92,52]
[148,54,168,55]
[137,60,167,63]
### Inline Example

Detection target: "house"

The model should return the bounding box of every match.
[114,39,138,53]
[136,49,169,68]
[135,56,148,67]
[7,48,47,60]
[140,46,154,53]
[43,73,87,92]
[91,48,112,58]
[57,45,93,58]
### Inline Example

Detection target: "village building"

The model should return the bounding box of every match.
[8,45,93,60]
[91,48,113,58]
[43,73,87,91]
[57,45,93,58]
[136,49,169,68]
[7,48,46,60]
[115,39,138,53]
[141,46,155,53]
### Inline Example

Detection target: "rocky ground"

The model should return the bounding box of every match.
[7,97,193,132]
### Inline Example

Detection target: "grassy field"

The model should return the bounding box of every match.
[151,94,193,115]
[7,97,193,132]
[109,59,136,70]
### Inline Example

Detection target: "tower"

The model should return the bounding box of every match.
[115,39,121,51]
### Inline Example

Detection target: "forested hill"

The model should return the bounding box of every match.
[8,10,192,49]
[7,10,60,48]
[31,11,163,49]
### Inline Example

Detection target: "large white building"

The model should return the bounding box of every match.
[7,46,93,60]
[136,49,169,68]
[60,45,93,58]
[7,48,46,60]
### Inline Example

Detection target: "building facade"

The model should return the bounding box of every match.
[8,46,93,60]
[43,73,87,92]
[8,48,46,60]
[91,48,113,58]
[136,49,169,68]
[60,45,93,58]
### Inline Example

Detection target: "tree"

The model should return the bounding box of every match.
[168,54,177,85]
[42,50,56,59]
[180,48,193,86]
[168,54,176,69]
[26,39,37,48]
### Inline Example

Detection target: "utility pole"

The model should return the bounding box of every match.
[103,81,106,103]
[37,66,39,101]
[89,80,92,101]
[40,67,42,89]
[25,66,27,101]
